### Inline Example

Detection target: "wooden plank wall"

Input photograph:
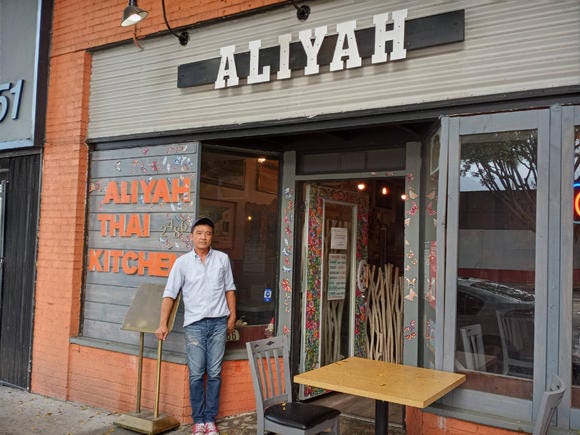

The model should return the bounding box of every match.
[83,143,199,354]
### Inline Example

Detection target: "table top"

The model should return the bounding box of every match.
[294,357,466,408]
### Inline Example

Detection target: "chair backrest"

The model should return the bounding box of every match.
[246,335,293,415]
[460,324,486,371]
[533,374,566,435]
[497,309,534,358]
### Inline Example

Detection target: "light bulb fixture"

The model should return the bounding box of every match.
[162,0,189,46]
[257,157,266,164]
[401,193,408,201]
[290,0,310,21]
[121,0,148,27]
[381,186,389,196]
[357,182,366,191]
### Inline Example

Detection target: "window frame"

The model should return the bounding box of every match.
[437,110,552,424]
[563,106,580,428]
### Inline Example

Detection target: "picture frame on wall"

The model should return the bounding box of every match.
[256,160,279,194]
[199,198,236,250]
[201,153,246,190]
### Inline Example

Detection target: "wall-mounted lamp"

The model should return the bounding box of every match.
[120,0,189,46]
[121,0,148,27]
[290,0,310,21]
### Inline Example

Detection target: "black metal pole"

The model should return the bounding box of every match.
[375,400,388,435]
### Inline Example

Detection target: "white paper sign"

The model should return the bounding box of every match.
[327,253,347,300]
[330,227,348,250]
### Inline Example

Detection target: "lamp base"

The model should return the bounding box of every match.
[114,410,180,435]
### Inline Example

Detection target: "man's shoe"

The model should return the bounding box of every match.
[205,421,220,435]
[192,422,206,435]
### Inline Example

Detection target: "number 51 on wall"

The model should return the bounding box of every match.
[0,80,24,122]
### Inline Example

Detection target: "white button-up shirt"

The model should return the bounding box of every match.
[163,248,236,326]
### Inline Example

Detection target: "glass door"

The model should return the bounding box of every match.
[299,182,369,399]
[442,110,550,421]
[565,106,580,427]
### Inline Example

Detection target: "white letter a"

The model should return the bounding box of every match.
[215,45,239,89]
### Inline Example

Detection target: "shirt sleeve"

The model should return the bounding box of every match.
[163,256,183,299]
[224,256,236,292]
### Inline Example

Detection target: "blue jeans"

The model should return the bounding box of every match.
[184,317,227,423]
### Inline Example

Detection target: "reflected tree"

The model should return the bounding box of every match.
[460,130,537,231]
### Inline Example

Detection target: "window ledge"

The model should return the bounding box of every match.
[69,336,250,363]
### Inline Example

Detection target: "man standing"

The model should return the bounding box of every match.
[156,217,236,435]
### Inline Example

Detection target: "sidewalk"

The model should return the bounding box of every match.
[0,385,381,435]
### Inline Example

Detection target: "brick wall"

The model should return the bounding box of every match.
[406,407,527,435]
[32,0,282,417]
[32,50,91,399]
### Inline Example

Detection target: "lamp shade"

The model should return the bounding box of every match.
[121,0,148,27]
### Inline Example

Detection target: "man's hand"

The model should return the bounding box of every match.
[225,290,236,334]
[227,315,236,334]
[155,325,169,341]
[156,297,175,341]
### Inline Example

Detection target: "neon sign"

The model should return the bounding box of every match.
[575,182,580,223]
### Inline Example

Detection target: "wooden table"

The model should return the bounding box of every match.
[294,357,466,435]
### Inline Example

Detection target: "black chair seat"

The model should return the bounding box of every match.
[265,402,341,430]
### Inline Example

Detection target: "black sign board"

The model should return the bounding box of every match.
[178,10,464,89]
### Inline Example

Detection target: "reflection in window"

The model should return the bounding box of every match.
[456,130,536,399]
[199,149,280,351]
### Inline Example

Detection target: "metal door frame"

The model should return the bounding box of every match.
[438,109,551,424]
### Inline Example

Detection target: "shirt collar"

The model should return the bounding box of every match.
[192,247,213,259]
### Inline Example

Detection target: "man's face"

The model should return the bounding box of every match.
[191,224,213,250]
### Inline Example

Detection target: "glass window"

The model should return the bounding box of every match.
[455,130,537,399]
[199,149,280,351]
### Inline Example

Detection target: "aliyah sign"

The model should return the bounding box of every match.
[177,9,464,89]
[214,9,407,89]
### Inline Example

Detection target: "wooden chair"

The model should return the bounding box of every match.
[246,335,341,435]
[533,374,566,435]
[460,324,486,371]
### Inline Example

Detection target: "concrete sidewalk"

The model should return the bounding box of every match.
[0,385,380,435]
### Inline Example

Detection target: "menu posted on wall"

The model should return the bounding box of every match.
[327,253,347,300]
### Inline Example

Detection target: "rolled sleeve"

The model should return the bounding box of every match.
[224,257,236,292]
[163,257,184,299]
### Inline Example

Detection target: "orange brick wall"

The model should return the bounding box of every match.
[32,0,283,419]
[50,0,286,56]
[406,407,527,435]
[66,345,255,422]
[32,49,91,399]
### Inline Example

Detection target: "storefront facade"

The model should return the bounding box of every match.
[0,0,51,390]
[34,0,580,433]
